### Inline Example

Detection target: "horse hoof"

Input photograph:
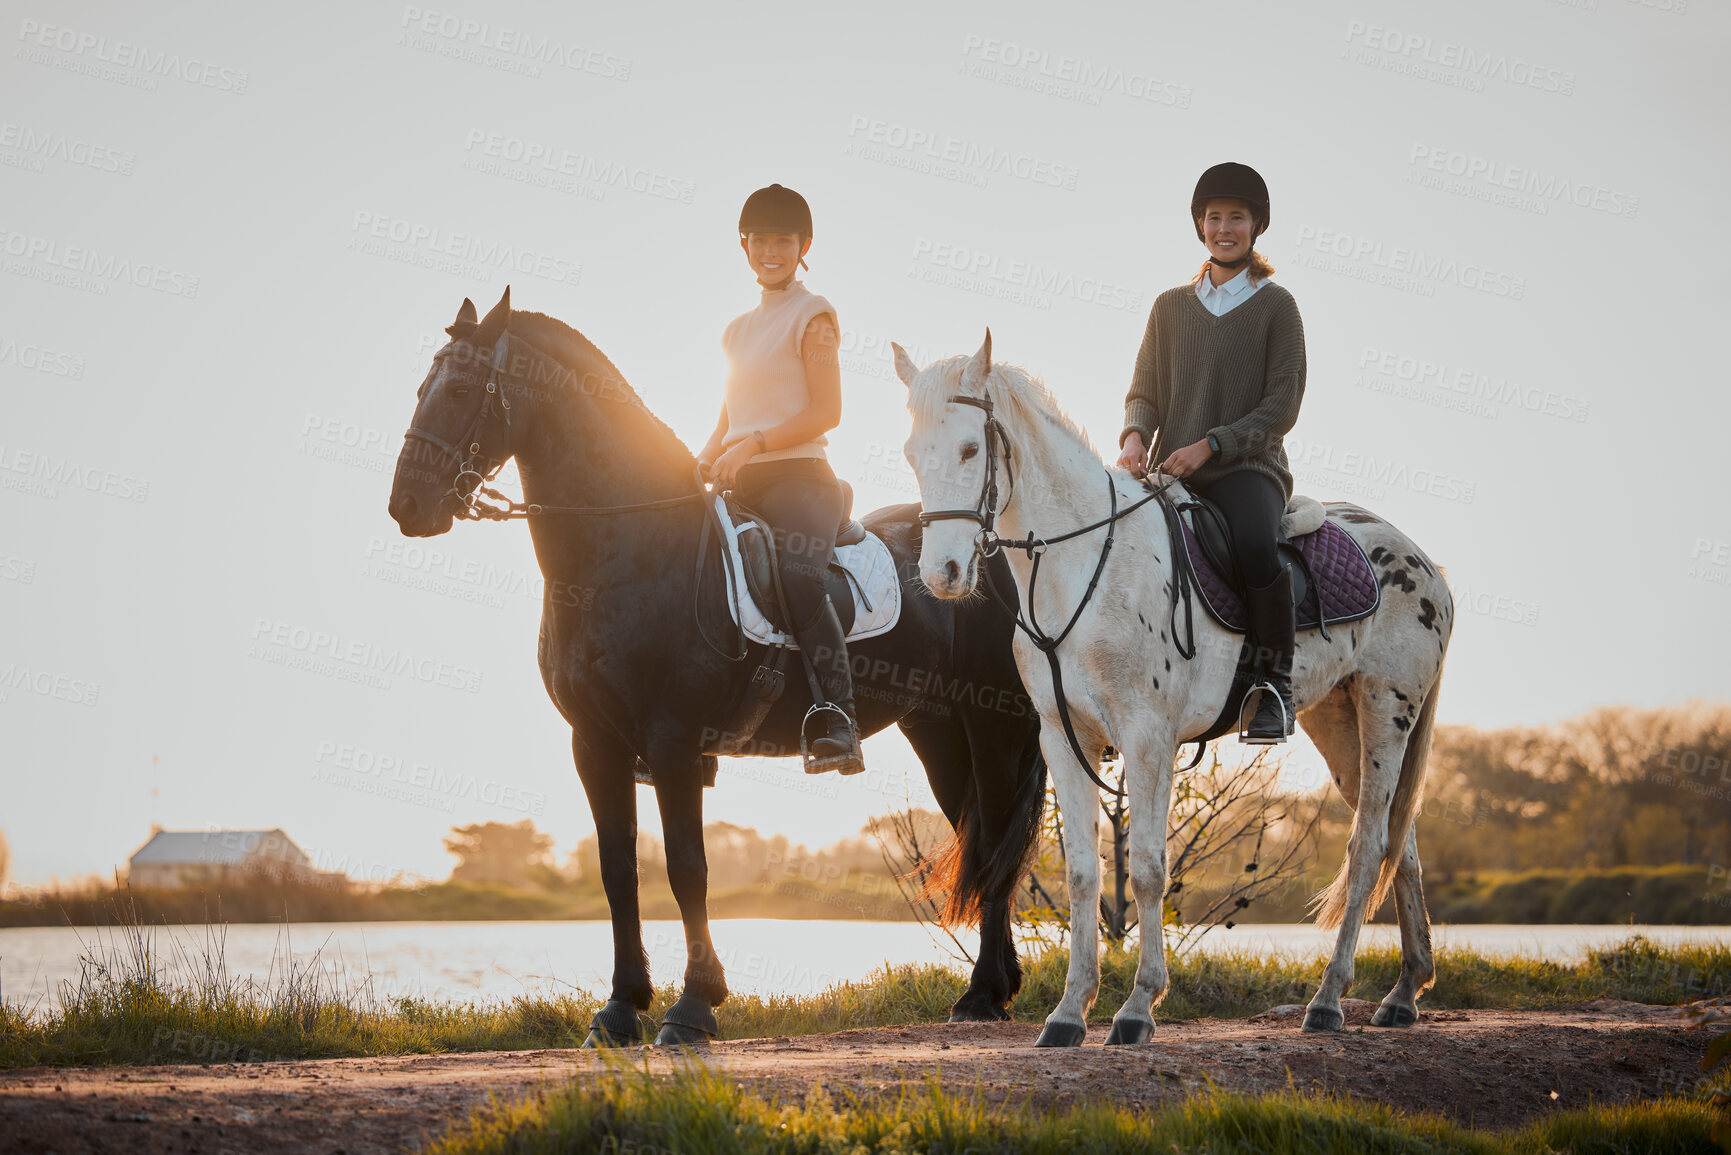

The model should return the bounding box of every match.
[582,998,646,1048]
[654,992,719,1048]
[1301,1006,1344,1033]
[1034,1019,1087,1047]
[1370,1002,1417,1028]
[654,1021,714,1048]
[948,1002,1012,1023]
[1105,1017,1155,1046]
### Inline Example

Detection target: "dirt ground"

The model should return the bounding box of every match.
[0,1000,1712,1154]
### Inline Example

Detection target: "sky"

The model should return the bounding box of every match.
[3,0,1727,887]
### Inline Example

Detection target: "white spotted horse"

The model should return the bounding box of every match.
[896,331,1453,1042]
[388,291,1048,1046]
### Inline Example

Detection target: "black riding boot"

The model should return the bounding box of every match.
[1242,568,1297,744]
[792,595,865,775]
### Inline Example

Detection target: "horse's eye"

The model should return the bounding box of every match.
[960,443,979,462]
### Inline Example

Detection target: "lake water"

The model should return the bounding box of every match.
[4,920,1728,1012]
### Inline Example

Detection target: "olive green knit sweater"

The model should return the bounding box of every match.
[1119,280,1307,500]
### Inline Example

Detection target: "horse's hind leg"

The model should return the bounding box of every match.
[1371,824,1435,1028]
[651,757,727,1046]
[897,710,1014,1022]
[1300,679,1415,1033]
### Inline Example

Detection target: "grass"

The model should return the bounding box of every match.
[4,919,1730,1070]
[423,1062,1719,1155]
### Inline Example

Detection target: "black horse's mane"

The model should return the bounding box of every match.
[507,309,691,456]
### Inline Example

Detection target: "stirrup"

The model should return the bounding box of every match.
[1237,680,1291,745]
[800,702,863,775]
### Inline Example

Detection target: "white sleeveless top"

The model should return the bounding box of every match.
[721,280,837,462]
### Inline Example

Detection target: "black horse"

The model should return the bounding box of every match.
[387,289,1047,1045]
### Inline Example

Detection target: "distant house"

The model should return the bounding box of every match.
[126,828,344,890]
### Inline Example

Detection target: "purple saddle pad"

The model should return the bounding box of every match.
[1179,514,1380,634]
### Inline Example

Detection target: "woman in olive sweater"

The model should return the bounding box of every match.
[1115,162,1308,743]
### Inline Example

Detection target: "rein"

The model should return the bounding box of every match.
[924,391,1181,797]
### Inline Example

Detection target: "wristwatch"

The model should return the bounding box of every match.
[1206,433,1221,455]
[751,430,767,452]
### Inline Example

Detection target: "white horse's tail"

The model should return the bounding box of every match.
[1313,665,1445,930]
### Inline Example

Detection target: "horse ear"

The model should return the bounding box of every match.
[445,297,480,338]
[891,342,920,389]
[474,286,511,343]
[962,327,992,392]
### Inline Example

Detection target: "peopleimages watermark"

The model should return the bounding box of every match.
[1689,537,1731,589]
[0,662,100,707]
[461,130,694,204]
[909,237,1142,313]
[1354,345,1590,424]
[398,7,630,80]
[1291,224,1526,301]
[0,444,149,502]
[0,333,85,379]
[247,617,483,694]
[1341,20,1576,96]
[958,34,1193,110]
[313,739,548,816]
[0,227,200,298]
[1448,582,1540,627]
[1285,437,1477,505]
[362,535,593,611]
[844,115,1079,191]
[348,210,582,286]
[15,18,250,94]
[0,554,35,584]
[0,120,135,177]
[1406,144,1638,220]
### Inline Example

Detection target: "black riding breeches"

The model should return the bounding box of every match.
[1189,468,1285,589]
[731,457,843,628]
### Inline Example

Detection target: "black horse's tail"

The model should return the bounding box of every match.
[926,722,1048,928]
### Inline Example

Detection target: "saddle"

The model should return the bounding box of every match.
[687,480,902,766]
[732,479,869,636]
[1177,495,1380,635]
[1166,493,1381,758]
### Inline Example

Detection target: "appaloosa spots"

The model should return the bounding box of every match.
[1417,598,1442,634]
[1379,568,1417,594]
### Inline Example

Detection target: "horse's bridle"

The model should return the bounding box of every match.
[404,332,515,520]
[914,393,1018,555]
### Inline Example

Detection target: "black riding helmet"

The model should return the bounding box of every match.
[739,183,812,238]
[1191,162,1270,245]
[739,183,812,272]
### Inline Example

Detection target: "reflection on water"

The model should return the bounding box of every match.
[4,920,1729,1011]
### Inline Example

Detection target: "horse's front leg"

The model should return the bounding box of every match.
[1107,727,1177,1045]
[652,756,726,1046]
[573,728,652,1048]
[1035,728,1103,1047]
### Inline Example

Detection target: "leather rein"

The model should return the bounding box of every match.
[917,392,1200,795]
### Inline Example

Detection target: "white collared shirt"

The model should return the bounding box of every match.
[1195,264,1263,316]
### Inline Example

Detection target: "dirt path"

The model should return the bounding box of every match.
[0,1000,1710,1153]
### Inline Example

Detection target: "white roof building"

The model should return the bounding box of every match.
[126,828,323,889]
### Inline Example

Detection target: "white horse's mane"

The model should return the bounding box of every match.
[907,354,1101,460]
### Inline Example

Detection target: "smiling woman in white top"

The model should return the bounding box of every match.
[696,184,864,776]
[1114,162,1310,745]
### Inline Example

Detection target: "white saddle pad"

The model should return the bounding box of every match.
[711,496,902,648]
